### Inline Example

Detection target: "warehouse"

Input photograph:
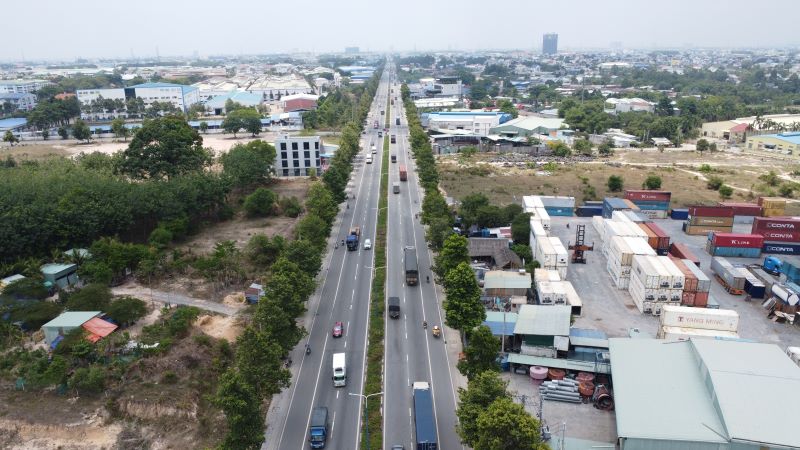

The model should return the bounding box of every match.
[610,338,800,450]
[746,132,800,158]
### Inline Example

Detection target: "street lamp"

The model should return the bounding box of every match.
[349,391,384,449]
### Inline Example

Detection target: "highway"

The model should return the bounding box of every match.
[383,70,462,449]
[272,68,390,450]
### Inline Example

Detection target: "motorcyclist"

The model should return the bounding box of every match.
[305,344,311,354]
[341,239,345,247]
[427,275,430,283]
[423,321,428,329]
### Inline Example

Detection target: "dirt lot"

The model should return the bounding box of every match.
[438,149,800,214]
[0,143,72,160]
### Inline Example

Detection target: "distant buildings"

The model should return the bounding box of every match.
[204,91,263,115]
[281,93,319,113]
[746,132,800,157]
[246,75,313,99]
[0,79,51,94]
[424,111,513,137]
[408,77,463,99]
[76,82,200,120]
[344,47,360,54]
[274,134,322,177]
[702,113,800,143]
[603,98,656,115]
[489,116,565,138]
[0,92,37,111]
[542,33,558,55]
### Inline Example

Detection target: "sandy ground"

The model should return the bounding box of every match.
[0,419,122,450]
[57,132,286,157]
[194,314,244,343]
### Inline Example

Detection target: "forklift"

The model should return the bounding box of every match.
[568,224,594,264]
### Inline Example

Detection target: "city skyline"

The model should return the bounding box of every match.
[3,0,800,61]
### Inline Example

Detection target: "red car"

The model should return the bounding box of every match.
[332,322,343,338]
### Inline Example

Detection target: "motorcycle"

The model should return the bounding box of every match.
[305,345,311,355]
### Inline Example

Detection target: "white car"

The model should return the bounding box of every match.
[363,239,372,250]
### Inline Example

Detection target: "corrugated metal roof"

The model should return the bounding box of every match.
[569,328,608,348]
[506,353,611,374]
[513,305,570,336]
[483,270,531,290]
[483,311,518,336]
[43,311,101,329]
[40,263,77,275]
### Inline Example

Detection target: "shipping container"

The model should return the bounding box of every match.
[544,206,574,217]
[612,210,634,224]
[638,209,668,219]
[549,237,569,266]
[762,242,800,255]
[681,291,709,307]
[670,243,700,267]
[742,270,766,299]
[523,195,543,213]
[536,280,567,305]
[682,259,711,292]
[657,256,686,289]
[670,208,689,220]
[749,267,776,297]
[535,235,556,267]
[751,229,800,242]
[683,223,733,236]
[669,258,698,292]
[704,242,762,258]
[644,222,670,253]
[688,205,734,217]
[534,207,551,230]
[638,223,659,250]
[576,206,603,217]
[660,304,739,332]
[689,216,735,227]
[758,196,788,209]
[708,232,764,249]
[592,215,605,235]
[602,197,632,218]
[711,257,745,291]
[623,211,648,222]
[539,196,575,208]
[632,201,671,211]
[533,269,561,282]
[718,202,762,217]
[622,199,640,210]
[763,207,787,217]
[563,282,583,316]
[657,325,740,342]
[631,255,663,289]
[752,217,800,234]
[706,296,720,309]
[624,190,672,202]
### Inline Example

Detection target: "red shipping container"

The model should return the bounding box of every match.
[718,202,762,217]
[688,205,734,217]
[751,229,800,242]
[624,190,672,202]
[752,217,800,233]
[693,291,709,307]
[643,222,670,250]
[682,291,696,306]
[669,257,699,291]
[669,242,700,266]
[709,233,764,249]
[638,223,658,249]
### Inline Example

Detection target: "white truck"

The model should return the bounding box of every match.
[366,155,373,164]
[332,353,346,387]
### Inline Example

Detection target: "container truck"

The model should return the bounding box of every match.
[413,382,438,450]
[404,247,419,286]
[710,256,745,294]
[388,296,400,318]
[332,353,346,387]
[346,227,361,251]
[399,164,408,181]
[308,407,329,448]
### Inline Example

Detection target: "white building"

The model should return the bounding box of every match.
[76,82,200,120]
[604,98,656,115]
[0,79,52,94]
[247,75,313,99]
[0,92,37,111]
[274,134,322,177]
[426,111,511,137]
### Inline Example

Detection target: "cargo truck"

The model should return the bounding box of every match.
[388,296,400,318]
[332,353,346,387]
[347,227,361,251]
[404,247,419,285]
[399,164,407,181]
[308,407,329,448]
[413,382,438,450]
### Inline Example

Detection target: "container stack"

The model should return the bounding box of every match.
[638,222,670,255]
[705,232,764,258]
[535,236,568,279]
[628,255,685,315]
[602,197,640,219]
[534,279,583,315]
[624,190,671,219]
[759,196,787,217]
[601,218,648,256]
[752,217,800,255]
[606,235,656,289]
[656,305,740,341]
[669,242,700,267]
[718,202,762,224]
[533,269,561,283]
[576,203,603,217]
[539,196,575,217]
[522,195,544,214]
[710,256,745,295]
[683,205,734,235]
[669,257,711,307]
[670,208,689,220]
[742,270,766,299]
[529,219,548,259]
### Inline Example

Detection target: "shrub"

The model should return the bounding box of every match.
[243,188,277,217]
[718,185,734,199]
[69,366,106,394]
[643,174,662,190]
[279,196,303,217]
[607,175,624,192]
[148,226,173,249]
[706,176,724,190]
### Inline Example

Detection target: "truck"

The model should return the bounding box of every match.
[366,155,373,164]
[308,407,329,448]
[764,256,783,275]
[396,118,400,126]
[373,120,379,129]
[347,227,361,251]
[413,382,438,450]
[399,164,408,181]
[391,99,394,105]
[391,154,397,163]
[404,247,419,285]
[391,134,396,144]
[388,296,400,318]
[393,182,400,194]
[332,353,346,387]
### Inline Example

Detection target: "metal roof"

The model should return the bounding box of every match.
[0,117,27,131]
[490,115,564,132]
[760,132,800,145]
[40,263,77,275]
[483,270,531,290]
[569,328,608,348]
[42,311,101,329]
[506,353,611,375]
[130,82,198,95]
[483,311,518,336]
[610,338,800,448]
[513,305,570,336]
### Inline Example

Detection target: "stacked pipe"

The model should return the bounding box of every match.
[539,378,582,403]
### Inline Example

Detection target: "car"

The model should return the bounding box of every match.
[363,239,372,250]
[391,446,405,450]
[332,322,343,338]
[378,132,383,137]
[372,149,377,154]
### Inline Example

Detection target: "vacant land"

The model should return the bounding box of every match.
[438,149,800,215]
[0,143,72,160]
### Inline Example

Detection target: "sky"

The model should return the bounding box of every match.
[4,0,800,61]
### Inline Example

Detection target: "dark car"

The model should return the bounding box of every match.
[332,321,343,338]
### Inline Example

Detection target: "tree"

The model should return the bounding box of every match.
[510,213,531,244]
[434,234,470,279]
[221,140,277,189]
[58,126,69,140]
[117,116,211,180]
[305,182,338,226]
[456,371,510,446]
[643,174,662,190]
[295,214,329,250]
[598,138,614,156]
[41,129,49,140]
[283,240,323,277]
[444,262,485,334]
[104,296,147,325]
[279,196,303,217]
[696,138,709,153]
[243,188,277,217]
[234,328,290,397]
[68,366,106,394]
[72,119,92,143]
[199,121,208,134]
[607,175,624,192]
[111,118,130,141]
[709,142,718,152]
[460,193,490,228]
[497,100,519,118]
[706,175,724,190]
[548,141,571,157]
[572,138,593,155]
[457,326,500,380]
[718,184,734,199]
[502,203,523,223]
[222,108,262,137]
[475,398,547,450]
[246,234,285,267]
[65,283,113,311]
[214,369,265,450]
[3,130,19,146]
[253,294,305,355]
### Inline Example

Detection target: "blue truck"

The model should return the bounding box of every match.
[413,381,438,450]
[308,407,329,448]
[346,226,361,251]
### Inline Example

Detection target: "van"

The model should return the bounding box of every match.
[366,156,373,164]
[388,296,400,318]
[393,182,400,194]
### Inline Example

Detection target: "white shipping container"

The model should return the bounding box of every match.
[629,271,659,303]
[556,266,567,280]
[523,195,538,212]
[536,280,567,305]
[562,282,582,316]
[658,325,740,342]
[632,255,661,289]
[625,236,656,257]
[549,237,569,266]
[647,255,673,288]
[614,274,630,290]
[659,305,739,332]
[592,215,605,236]
[612,210,634,224]
[638,209,668,220]
[610,236,634,266]
[529,221,548,259]
[535,207,551,230]
[657,256,686,289]
[536,235,556,267]
[534,269,561,282]
[607,254,631,277]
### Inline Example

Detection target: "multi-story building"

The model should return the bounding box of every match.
[604,98,656,115]
[542,33,558,55]
[76,82,200,120]
[274,134,322,177]
[415,77,464,99]
[0,79,52,94]
[0,92,37,111]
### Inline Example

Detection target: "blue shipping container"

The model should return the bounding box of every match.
[762,242,800,255]
[744,278,766,299]
[671,209,689,220]
[576,206,603,217]
[544,206,574,217]
[708,246,762,258]
[634,202,671,211]
[604,197,629,209]
[584,201,603,206]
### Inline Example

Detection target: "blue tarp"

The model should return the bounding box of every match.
[483,320,517,336]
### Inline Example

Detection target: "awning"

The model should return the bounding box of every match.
[82,317,118,343]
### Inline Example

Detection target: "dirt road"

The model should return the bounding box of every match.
[112,283,241,316]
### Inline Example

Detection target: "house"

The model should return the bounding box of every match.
[603,97,655,115]
[425,111,512,137]
[512,304,570,358]
[40,263,79,289]
[245,283,264,304]
[42,311,102,347]
[468,238,522,269]
[610,338,800,450]
[483,270,531,297]
[0,274,25,292]
[651,137,672,147]
[0,92,37,111]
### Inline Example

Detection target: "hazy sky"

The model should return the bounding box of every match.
[4,0,800,61]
